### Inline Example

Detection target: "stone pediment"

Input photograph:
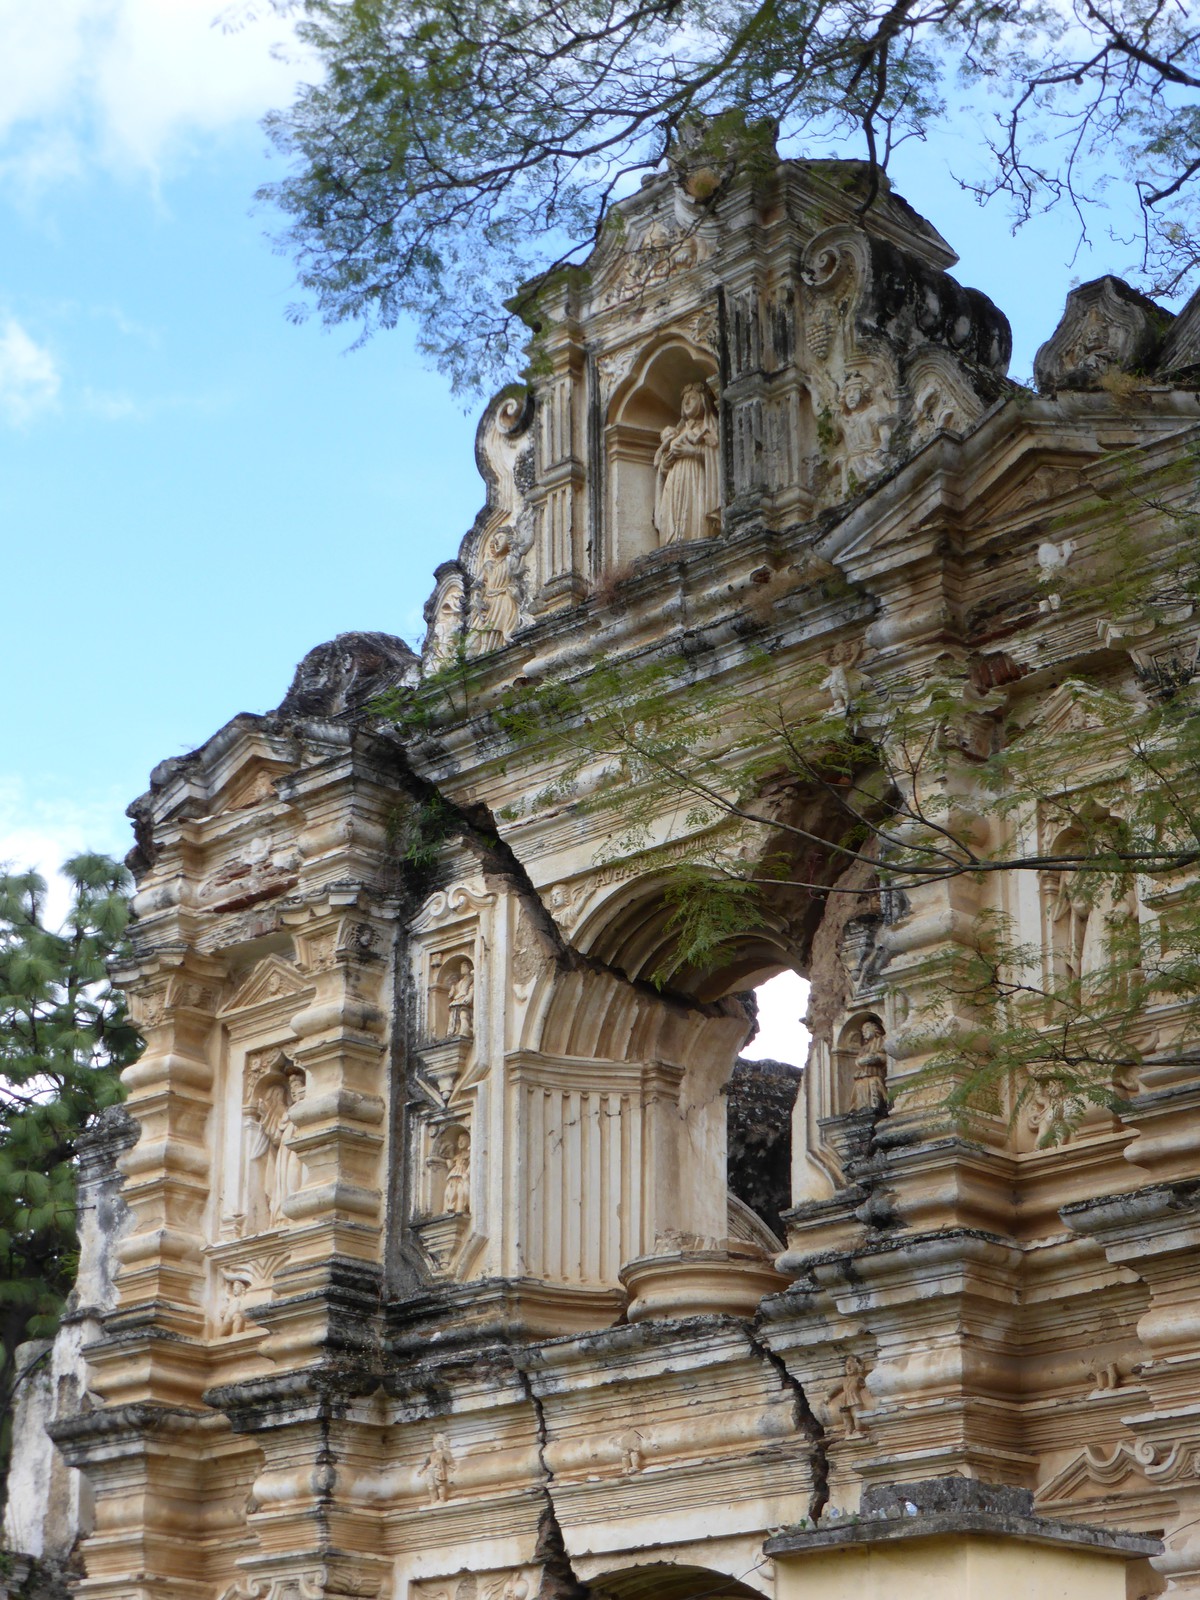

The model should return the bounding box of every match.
[966,457,1093,529]
[211,758,290,817]
[589,196,715,314]
[220,953,310,1018]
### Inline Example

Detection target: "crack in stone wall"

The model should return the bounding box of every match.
[744,1323,829,1522]
[509,1360,590,1600]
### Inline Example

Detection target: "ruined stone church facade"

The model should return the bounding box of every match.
[12,144,1200,1600]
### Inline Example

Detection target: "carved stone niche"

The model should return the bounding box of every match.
[604,338,719,569]
[411,1117,472,1275]
[1034,276,1173,393]
[418,947,476,1099]
[241,1049,307,1237]
[819,1011,889,1167]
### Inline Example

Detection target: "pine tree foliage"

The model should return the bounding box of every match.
[249,0,1200,387]
[0,855,138,1479]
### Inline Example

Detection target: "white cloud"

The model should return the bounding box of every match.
[0,0,309,188]
[0,316,60,424]
[81,384,142,421]
[0,777,131,930]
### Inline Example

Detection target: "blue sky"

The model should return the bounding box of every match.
[0,1,1179,934]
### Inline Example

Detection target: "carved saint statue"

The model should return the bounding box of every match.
[247,1067,305,1229]
[1050,870,1127,987]
[443,1132,471,1216]
[849,1017,888,1112]
[472,527,521,654]
[653,383,720,545]
[420,1433,455,1503]
[445,960,474,1038]
[836,372,892,493]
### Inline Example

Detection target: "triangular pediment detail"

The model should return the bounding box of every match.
[220,953,311,1017]
[965,454,1095,529]
[213,758,291,816]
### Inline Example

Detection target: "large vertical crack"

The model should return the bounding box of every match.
[510,1358,590,1600]
[745,1322,830,1522]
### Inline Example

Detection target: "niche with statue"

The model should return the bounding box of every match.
[410,1117,475,1276]
[604,340,721,567]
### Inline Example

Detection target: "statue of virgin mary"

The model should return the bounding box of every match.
[653,382,720,544]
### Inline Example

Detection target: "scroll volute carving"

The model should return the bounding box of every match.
[800,223,1009,502]
[1035,275,1171,392]
[423,564,467,671]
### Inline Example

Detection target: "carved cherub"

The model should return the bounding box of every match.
[827,1353,870,1438]
[214,1270,251,1338]
[420,1432,455,1503]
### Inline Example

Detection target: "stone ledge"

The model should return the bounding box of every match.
[764,1477,1161,1559]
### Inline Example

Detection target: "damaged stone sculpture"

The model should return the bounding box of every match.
[10,123,1200,1600]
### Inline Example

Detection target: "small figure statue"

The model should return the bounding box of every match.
[617,1428,644,1474]
[214,1270,250,1338]
[827,1353,869,1439]
[850,1017,889,1112]
[1090,1360,1122,1392]
[653,382,720,545]
[472,527,522,653]
[446,961,475,1038]
[443,1132,471,1216]
[820,640,869,718]
[420,1432,455,1503]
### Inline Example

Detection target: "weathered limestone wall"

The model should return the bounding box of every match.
[14,130,1200,1600]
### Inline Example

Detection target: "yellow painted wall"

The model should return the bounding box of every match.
[773,1533,1132,1600]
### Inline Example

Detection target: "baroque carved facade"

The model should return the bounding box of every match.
[14,141,1200,1600]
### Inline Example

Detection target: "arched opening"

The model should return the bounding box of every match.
[587,1561,768,1600]
[605,340,719,568]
